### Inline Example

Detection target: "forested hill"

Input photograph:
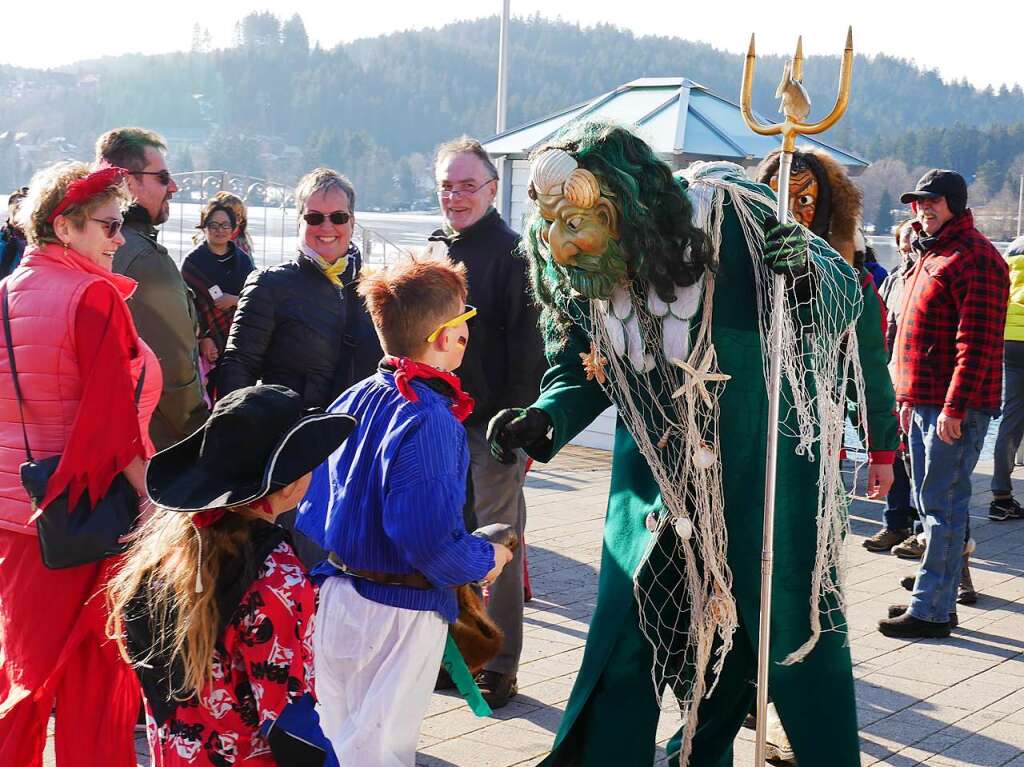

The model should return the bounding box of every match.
[1,13,1023,216]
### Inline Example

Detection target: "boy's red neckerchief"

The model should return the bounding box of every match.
[383,355,475,422]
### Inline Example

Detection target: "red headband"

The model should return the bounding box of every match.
[47,166,128,223]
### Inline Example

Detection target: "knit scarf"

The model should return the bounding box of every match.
[381,356,475,422]
[299,242,350,287]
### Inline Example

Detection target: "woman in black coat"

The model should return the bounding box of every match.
[216,169,379,569]
[218,169,379,410]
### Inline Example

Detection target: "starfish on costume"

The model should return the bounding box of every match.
[671,346,731,405]
[580,342,608,384]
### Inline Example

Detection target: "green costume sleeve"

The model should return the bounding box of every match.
[528,318,612,462]
[848,272,899,458]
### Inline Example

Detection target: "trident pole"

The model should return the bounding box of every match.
[740,28,854,766]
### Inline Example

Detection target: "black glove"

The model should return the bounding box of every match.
[763,216,810,278]
[487,408,552,464]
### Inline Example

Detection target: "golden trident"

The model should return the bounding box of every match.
[738,28,854,767]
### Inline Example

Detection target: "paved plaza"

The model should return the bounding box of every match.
[45,446,1024,766]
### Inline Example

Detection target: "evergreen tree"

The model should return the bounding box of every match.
[876,190,895,233]
[282,15,309,56]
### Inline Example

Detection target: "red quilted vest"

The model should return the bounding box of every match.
[0,245,160,534]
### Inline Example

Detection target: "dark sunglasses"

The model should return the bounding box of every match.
[131,169,173,186]
[90,217,123,238]
[302,210,351,226]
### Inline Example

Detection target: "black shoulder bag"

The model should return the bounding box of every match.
[3,285,143,569]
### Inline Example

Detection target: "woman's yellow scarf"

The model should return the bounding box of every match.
[299,243,349,287]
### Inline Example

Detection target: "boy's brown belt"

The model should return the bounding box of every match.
[327,552,433,589]
[324,524,518,591]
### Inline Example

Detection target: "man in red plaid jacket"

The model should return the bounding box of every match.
[880,169,1009,639]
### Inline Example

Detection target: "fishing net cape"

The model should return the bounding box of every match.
[545,161,866,762]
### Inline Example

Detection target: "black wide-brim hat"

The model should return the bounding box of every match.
[147,384,356,512]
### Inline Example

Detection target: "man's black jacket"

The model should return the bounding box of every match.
[428,208,545,426]
[218,250,380,409]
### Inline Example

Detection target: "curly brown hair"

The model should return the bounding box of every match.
[16,161,131,247]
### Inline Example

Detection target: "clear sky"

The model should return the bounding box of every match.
[5,1,1020,91]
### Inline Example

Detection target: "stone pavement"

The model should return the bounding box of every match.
[44,448,1024,766]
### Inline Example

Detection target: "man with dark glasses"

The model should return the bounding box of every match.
[424,136,545,709]
[98,126,210,451]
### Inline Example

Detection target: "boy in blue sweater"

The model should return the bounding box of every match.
[297,256,513,766]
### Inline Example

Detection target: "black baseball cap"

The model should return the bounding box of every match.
[900,169,968,215]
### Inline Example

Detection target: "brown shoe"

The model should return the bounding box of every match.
[958,555,978,605]
[474,670,518,709]
[863,527,910,552]
[891,534,925,559]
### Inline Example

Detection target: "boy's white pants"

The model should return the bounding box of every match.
[313,576,447,767]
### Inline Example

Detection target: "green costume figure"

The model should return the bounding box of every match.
[488,123,866,766]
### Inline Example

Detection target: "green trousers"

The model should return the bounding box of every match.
[544,598,859,766]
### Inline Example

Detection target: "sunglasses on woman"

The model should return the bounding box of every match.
[90,218,123,238]
[426,305,477,343]
[302,210,351,226]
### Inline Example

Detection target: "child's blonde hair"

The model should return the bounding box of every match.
[106,507,253,697]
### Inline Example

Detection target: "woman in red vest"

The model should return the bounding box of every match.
[0,161,163,766]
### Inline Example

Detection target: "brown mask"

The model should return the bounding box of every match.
[768,168,819,229]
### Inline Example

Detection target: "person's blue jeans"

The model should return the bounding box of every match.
[992,340,1024,496]
[908,406,991,623]
[884,451,916,531]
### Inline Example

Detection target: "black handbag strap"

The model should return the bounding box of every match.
[2,285,33,462]
[2,284,146,464]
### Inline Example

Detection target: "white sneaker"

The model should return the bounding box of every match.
[764,702,796,764]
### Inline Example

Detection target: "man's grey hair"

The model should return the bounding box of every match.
[434,136,498,179]
[295,168,356,213]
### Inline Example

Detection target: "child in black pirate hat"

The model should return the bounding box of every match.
[107,384,355,767]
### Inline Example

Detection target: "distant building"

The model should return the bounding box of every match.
[483,77,867,233]
[484,77,869,450]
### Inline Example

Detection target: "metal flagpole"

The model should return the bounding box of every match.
[1016,174,1022,239]
[740,28,854,766]
[496,0,511,134]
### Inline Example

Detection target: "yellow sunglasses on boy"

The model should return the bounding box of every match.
[426,305,477,343]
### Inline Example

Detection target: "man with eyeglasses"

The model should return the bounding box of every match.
[425,136,545,709]
[98,126,210,451]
